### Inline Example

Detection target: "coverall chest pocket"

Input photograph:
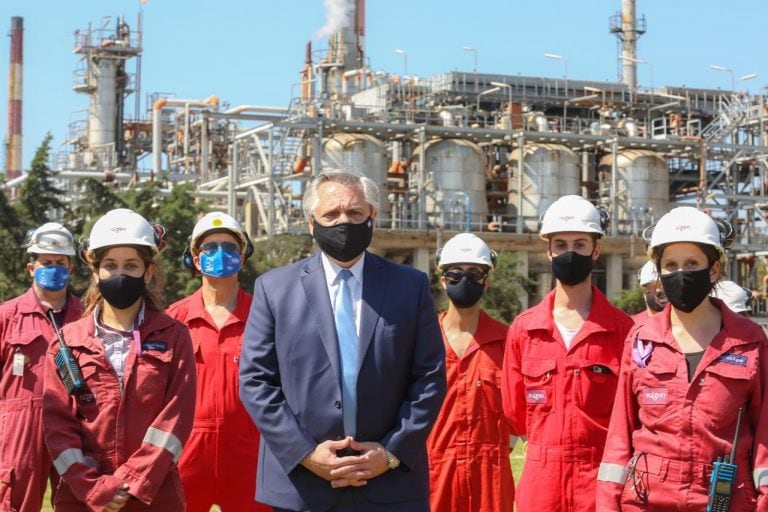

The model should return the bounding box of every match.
[698,360,753,426]
[575,360,619,419]
[135,347,173,395]
[522,358,556,417]
[634,360,677,427]
[473,366,503,418]
[7,329,46,375]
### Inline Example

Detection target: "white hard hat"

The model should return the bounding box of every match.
[637,260,658,286]
[712,280,752,313]
[437,233,496,269]
[88,208,157,253]
[539,195,605,240]
[648,207,722,258]
[190,212,247,254]
[25,222,76,256]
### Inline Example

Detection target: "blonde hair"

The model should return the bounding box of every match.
[82,245,165,316]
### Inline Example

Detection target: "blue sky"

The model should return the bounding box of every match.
[0,0,766,171]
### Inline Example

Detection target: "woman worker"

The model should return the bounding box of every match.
[597,206,768,511]
[42,208,196,511]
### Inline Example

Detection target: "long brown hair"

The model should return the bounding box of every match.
[82,245,166,316]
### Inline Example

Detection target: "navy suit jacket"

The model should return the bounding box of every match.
[239,251,447,511]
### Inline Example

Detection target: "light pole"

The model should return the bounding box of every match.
[490,81,512,127]
[463,46,478,91]
[476,86,500,111]
[740,73,758,92]
[710,64,735,92]
[544,53,568,95]
[395,48,408,77]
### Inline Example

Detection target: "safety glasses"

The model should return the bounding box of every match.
[24,229,75,251]
[443,268,487,285]
[200,241,240,254]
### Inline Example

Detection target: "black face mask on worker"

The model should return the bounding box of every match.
[660,268,713,313]
[312,217,373,263]
[446,277,485,308]
[551,251,594,286]
[644,291,667,313]
[98,274,146,310]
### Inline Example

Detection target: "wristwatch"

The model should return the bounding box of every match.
[385,449,400,470]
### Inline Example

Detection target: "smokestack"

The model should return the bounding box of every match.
[610,0,646,94]
[6,16,23,197]
[620,0,637,90]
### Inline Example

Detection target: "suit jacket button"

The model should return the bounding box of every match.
[335,400,342,409]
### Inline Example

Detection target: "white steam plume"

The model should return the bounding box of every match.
[315,0,354,39]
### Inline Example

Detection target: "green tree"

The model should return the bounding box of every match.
[0,186,27,300]
[613,286,646,315]
[240,234,314,292]
[17,133,66,227]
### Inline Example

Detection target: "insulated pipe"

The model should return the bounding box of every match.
[200,113,209,181]
[223,105,290,115]
[6,17,23,196]
[152,95,218,175]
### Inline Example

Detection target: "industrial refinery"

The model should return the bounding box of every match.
[5,0,768,307]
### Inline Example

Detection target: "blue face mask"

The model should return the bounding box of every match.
[34,265,70,291]
[199,247,242,278]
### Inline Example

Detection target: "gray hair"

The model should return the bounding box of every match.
[302,169,380,220]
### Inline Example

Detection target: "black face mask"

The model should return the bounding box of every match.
[659,268,712,313]
[644,291,667,313]
[552,251,594,286]
[446,277,485,309]
[312,217,373,263]
[98,274,146,310]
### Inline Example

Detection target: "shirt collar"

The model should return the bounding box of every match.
[321,251,365,287]
[93,301,146,337]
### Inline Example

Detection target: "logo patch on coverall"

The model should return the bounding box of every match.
[526,389,547,404]
[643,387,668,405]
[718,353,748,366]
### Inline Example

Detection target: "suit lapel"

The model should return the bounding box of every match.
[301,253,341,382]
[358,253,385,373]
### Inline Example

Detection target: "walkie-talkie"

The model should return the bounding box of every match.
[48,310,85,396]
[706,407,743,512]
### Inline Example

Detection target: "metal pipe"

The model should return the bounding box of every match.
[610,138,618,236]
[417,128,426,229]
[6,16,23,198]
[201,112,209,181]
[152,106,162,175]
[229,138,238,218]
[516,134,525,233]
[223,105,290,115]
[268,129,275,237]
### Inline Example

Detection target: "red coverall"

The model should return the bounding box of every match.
[167,287,269,512]
[632,311,652,324]
[501,285,633,511]
[427,310,514,512]
[0,288,82,512]
[42,308,196,512]
[597,300,768,511]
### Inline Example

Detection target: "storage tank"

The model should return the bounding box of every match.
[412,139,487,231]
[507,143,580,232]
[598,149,668,233]
[321,133,390,221]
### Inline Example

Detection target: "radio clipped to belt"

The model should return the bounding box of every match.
[706,407,743,512]
[48,310,85,396]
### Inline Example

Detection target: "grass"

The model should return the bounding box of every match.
[39,445,527,511]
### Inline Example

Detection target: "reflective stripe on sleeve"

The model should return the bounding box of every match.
[143,426,182,462]
[597,462,628,484]
[53,448,86,475]
[754,467,768,488]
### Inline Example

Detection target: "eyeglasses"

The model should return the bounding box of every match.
[200,241,240,254]
[443,268,487,285]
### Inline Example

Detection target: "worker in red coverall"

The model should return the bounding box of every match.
[632,260,667,324]
[501,195,634,511]
[427,233,514,512]
[0,222,83,512]
[597,206,768,511]
[42,208,196,512]
[167,211,269,512]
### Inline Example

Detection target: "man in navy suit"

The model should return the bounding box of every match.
[239,169,447,511]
